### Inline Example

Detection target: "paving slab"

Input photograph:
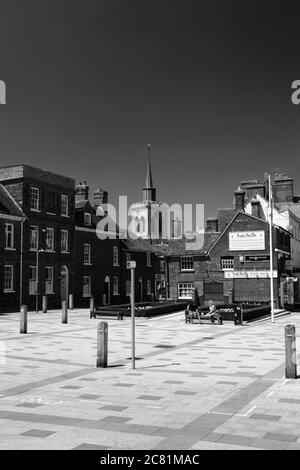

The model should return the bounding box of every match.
[0,308,300,449]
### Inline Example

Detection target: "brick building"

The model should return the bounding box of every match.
[0,165,75,312]
[163,188,291,308]
[0,164,164,313]
[73,181,163,307]
[0,184,26,312]
[74,181,124,307]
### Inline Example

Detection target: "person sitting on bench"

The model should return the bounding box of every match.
[185,302,199,322]
[201,301,222,324]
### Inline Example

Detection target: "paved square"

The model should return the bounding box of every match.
[0,308,300,449]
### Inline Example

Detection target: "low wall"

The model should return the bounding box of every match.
[197,303,271,322]
[94,302,188,318]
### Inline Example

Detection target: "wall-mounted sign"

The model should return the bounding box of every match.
[224,270,277,279]
[245,255,270,262]
[229,231,265,251]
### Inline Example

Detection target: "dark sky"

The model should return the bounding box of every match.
[1,0,300,218]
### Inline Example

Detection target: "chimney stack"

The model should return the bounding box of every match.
[250,197,260,218]
[93,188,108,208]
[206,217,219,233]
[234,187,245,211]
[75,181,89,202]
[273,173,294,203]
[240,180,265,200]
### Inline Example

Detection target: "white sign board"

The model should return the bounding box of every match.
[224,270,277,279]
[229,231,265,251]
[127,261,136,269]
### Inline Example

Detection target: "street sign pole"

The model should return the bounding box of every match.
[131,265,135,369]
[128,260,136,370]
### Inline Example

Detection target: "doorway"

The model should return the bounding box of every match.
[104,276,110,305]
[138,277,143,302]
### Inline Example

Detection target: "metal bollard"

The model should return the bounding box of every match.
[285,324,297,379]
[90,297,95,316]
[62,301,68,324]
[20,305,28,334]
[97,321,108,368]
[42,295,47,314]
[69,294,74,310]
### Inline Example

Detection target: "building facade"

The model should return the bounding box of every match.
[164,188,292,308]
[0,165,75,311]
[0,184,26,312]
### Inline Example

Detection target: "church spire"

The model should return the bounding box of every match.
[145,144,153,189]
[143,144,156,202]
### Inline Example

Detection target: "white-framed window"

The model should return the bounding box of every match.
[147,280,152,295]
[221,257,234,271]
[146,252,152,267]
[29,266,37,295]
[83,276,91,297]
[180,256,194,271]
[30,226,39,251]
[61,195,69,217]
[113,276,119,295]
[178,282,194,300]
[84,213,91,225]
[126,280,131,297]
[84,243,91,264]
[113,246,119,266]
[45,267,54,294]
[5,224,14,249]
[160,260,166,272]
[61,230,69,253]
[30,187,40,211]
[4,265,14,292]
[46,228,54,252]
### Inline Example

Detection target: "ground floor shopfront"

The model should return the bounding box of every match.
[172,273,299,309]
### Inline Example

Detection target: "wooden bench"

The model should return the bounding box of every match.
[90,309,124,320]
[185,310,223,325]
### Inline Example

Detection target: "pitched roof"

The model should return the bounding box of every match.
[0,184,26,218]
[216,208,236,232]
[208,210,290,255]
[151,232,220,257]
[122,237,158,253]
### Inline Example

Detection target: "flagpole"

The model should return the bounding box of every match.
[269,174,275,323]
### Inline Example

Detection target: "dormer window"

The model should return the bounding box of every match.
[84,213,92,226]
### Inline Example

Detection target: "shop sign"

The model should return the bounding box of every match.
[229,231,265,251]
[224,270,278,279]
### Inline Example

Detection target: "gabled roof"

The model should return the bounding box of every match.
[0,184,26,218]
[216,208,236,232]
[208,210,290,255]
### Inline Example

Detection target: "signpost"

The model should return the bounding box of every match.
[127,260,136,369]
